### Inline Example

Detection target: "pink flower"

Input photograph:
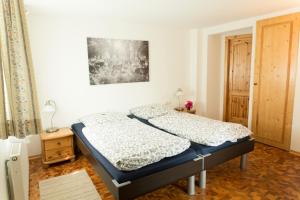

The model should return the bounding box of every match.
[185,100,193,110]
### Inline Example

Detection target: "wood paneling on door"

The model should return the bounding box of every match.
[252,13,300,150]
[224,35,252,126]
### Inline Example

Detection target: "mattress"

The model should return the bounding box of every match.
[72,123,197,183]
[128,114,250,155]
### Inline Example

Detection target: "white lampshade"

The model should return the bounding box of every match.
[175,88,183,97]
[43,100,56,113]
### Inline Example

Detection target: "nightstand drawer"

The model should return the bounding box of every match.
[45,147,73,161]
[44,137,72,150]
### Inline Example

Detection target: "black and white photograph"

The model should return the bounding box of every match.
[87,37,149,85]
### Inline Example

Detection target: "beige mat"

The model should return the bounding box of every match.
[39,170,101,200]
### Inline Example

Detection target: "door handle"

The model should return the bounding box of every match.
[254,82,258,86]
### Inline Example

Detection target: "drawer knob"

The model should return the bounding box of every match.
[57,151,62,156]
[57,142,61,145]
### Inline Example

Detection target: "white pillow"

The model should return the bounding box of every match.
[130,104,175,120]
[79,112,130,127]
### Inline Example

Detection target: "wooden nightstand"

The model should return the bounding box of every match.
[40,128,75,168]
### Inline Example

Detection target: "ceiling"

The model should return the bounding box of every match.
[24,0,300,28]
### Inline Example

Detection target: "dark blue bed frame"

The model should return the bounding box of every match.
[72,124,202,200]
[72,115,255,199]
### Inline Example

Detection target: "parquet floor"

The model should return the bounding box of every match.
[29,143,300,200]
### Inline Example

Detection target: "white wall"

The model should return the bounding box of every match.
[26,15,196,155]
[199,8,300,152]
[186,29,200,106]
[26,135,41,156]
[206,35,221,119]
[291,37,300,152]
[291,96,300,150]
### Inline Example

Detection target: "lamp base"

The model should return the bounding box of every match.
[175,107,184,112]
[46,127,59,133]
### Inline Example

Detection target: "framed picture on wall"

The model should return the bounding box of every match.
[87,37,149,85]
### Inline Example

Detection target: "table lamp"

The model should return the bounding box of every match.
[43,100,59,133]
[175,88,184,111]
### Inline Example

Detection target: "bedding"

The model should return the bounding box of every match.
[82,119,190,171]
[72,123,197,183]
[79,112,130,127]
[128,114,250,155]
[129,104,175,120]
[148,113,252,146]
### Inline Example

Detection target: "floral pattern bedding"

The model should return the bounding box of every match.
[130,104,176,120]
[82,119,190,171]
[149,113,252,146]
[79,112,130,127]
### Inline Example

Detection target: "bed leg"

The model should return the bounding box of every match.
[187,175,195,195]
[200,170,206,189]
[240,154,248,170]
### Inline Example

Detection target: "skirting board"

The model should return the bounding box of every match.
[290,151,300,156]
[29,154,41,160]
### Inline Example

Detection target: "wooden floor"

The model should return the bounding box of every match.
[29,143,300,200]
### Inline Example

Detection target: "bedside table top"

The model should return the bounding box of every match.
[40,128,73,140]
[186,109,196,114]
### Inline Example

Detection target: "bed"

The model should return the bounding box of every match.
[71,121,202,200]
[128,106,255,189]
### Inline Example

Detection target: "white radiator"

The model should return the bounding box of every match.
[0,139,10,200]
[6,140,29,200]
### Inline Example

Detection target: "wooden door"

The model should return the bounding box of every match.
[252,13,300,150]
[224,35,252,126]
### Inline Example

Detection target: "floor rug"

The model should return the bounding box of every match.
[39,169,101,200]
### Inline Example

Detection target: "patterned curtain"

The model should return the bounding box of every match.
[0,0,41,138]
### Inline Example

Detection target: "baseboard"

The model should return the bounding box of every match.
[29,154,41,160]
[290,151,300,156]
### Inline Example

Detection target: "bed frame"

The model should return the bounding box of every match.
[74,133,202,200]
[198,137,255,188]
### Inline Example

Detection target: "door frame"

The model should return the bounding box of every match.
[223,34,253,122]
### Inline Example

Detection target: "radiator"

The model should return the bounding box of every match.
[6,141,29,200]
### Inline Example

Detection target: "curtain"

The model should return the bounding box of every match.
[0,0,41,138]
